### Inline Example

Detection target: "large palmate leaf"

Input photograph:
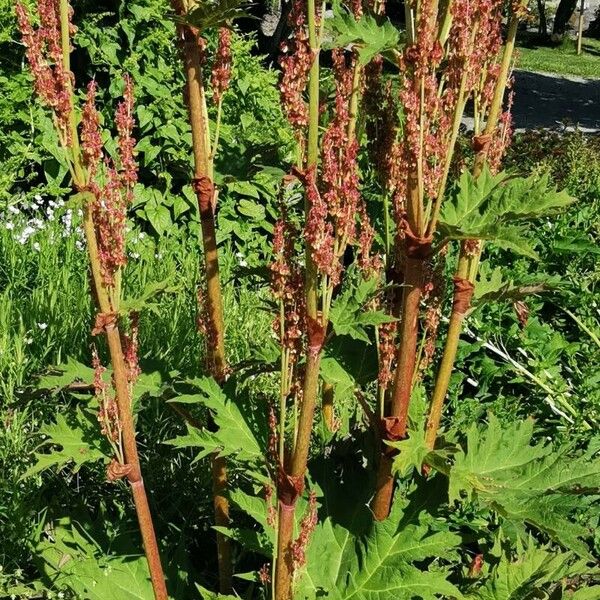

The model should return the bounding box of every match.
[444,416,600,557]
[37,356,95,390]
[329,275,396,344]
[177,0,253,32]
[37,358,165,403]
[24,408,108,477]
[35,518,154,600]
[439,168,508,234]
[466,544,592,600]
[324,3,401,64]
[120,278,179,316]
[473,262,560,305]
[166,376,267,477]
[439,168,575,256]
[299,496,462,599]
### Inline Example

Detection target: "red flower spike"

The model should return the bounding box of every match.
[291,491,318,571]
[279,0,313,134]
[81,80,103,177]
[211,27,232,105]
[16,0,74,146]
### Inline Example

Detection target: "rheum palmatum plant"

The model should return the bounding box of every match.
[271,0,383,597]
[16,2,168,598]
[170,1,235,593]
[368,0,576,519]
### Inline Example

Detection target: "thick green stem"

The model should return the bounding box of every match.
[424,253,471,449]
[347,59,362,143]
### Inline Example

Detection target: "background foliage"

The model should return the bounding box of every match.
[0,0,599,598]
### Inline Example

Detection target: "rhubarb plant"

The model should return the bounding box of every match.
[16,1,168,597]
[13,0,600,598]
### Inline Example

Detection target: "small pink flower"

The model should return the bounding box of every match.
[279,0,313,134]
[81,80,103,177]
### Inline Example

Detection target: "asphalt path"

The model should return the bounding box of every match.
[464,69,600,132]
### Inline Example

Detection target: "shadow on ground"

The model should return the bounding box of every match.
[512,70,600,131]
[464,70,600,131]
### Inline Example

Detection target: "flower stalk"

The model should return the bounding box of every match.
[371,0,506,520]
[17,1,168,597]
[425,2,525,450]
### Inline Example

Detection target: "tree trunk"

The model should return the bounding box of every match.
[553,0,578,35]
[537,0,548,36]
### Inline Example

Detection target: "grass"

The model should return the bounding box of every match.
[0,206,274,587]
[516,34,600,79]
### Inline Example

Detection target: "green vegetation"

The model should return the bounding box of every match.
[516,35,600,78]
[1,0,599,598]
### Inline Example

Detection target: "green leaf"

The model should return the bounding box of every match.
[178,0,254,33]
[135,136,161,166]
[324,4,401,64]
[35,518,154,600]
[144,198,172,236]
[444,415,600,557]
[120,279,180,316]
[301,498,462,599]
[238,198,265,220]
[166,377,266,469]
[330,276,394,343]
[320,357,356,403]
[439,168,574,257]
[473,263,560,304]
[494,172,575,221]
[467,545,585,600]
[24,409,107,477]
[571,586,600,599]
[196,584,239,599]
[440,167,507,235]
[37,357,95,391]
[390,430,432,478]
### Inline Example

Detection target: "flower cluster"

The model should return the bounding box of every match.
[363,57,399,190]
[81,81,103,177]
[270,206,305,361]
[92,346,121,446]
[419,250,447,373]
[487,88,515,173]
[16,0,75,146]
[279,0,313,134]
[378,320,397,390]
[211,28,232,105]
[115,76,138,203]
[291,491,317,571]
[80,76,138,287]
[393,0,504,214]
[121,312,141,386]
[304,50,378,283]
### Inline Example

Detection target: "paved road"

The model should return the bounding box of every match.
[512,69,600,131]
[464,69,600,132]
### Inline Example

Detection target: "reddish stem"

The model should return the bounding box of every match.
[174,12,232,592]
